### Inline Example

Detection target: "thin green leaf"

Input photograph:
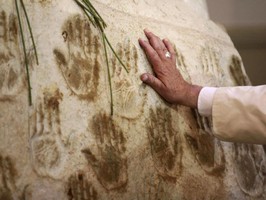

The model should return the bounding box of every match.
[74,0,130,115]
[102,33,113,116]
[83,0,107,28]
[104,34,129,73]
[74,0,96,27]
[81,0,105,32]
[15,0,32,105]
[20,0,39,65]
[82,0,99,20]
[93,16,104,32]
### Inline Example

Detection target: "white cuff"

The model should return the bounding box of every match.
[197,87,217,117]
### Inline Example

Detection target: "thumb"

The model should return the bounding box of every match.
[140,73,165,94]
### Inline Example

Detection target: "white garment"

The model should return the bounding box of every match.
[197,86,266,144]
[197,87,217,117]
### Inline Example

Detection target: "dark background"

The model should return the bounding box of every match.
[206,0,266,85]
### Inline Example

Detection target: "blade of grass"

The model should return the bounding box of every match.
[74,0,97,27]
[74,0,130,115]
[81,0,105,32]
[83,0,107,28]
[102,33,113,116]
[75,1,128,73]
[20,0,39,65]
[82,0,101,22]
[15,0,32,105]
[103,34,129,73]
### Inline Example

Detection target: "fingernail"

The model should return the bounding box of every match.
[144,28,150,33]
[141,74,148,82]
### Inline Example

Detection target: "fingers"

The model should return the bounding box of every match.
[144,29,168,59]
[139,38,162,70]
[163,38,176,61]
[140,73,165,95]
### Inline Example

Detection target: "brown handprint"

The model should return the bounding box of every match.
[146,107,183,180]
[135,174,169,200]
[185,109,225,176]
[110,39,146,119]
[30,87,67,179]
[200,46,225,86]
[0,155,20,200]
[233,144,265,197]
[229,55,250,86]
[174,46,192,83]
[67,171,98,200]
[82,113,128,190]
[0,10,25,100]
[53,14,102,101]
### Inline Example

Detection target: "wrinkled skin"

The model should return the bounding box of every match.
[139,29,202,108]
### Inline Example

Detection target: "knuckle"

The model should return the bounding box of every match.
[171,51,177,57]
[142,42,149,50]
[149,75,155,84]
[149,53,161,63]
[149,51,157,57]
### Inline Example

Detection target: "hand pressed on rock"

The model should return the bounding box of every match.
[139,29,202,108]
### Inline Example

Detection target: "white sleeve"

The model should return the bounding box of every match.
[212,86,266,144]
[197,87,217,117]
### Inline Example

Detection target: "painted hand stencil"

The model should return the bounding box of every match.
[233,144,266,197]
[146,107,183,180]
[82,113,128,190]
[174,46,192,83]
[229,55,250,86]
[67,171,98,200]
[0,11,25,100]
[53,15,102,101]
[111,39,146,119]
[200,46,225,86]
[0,155,20,200]
[185,109,225,176]
[30,88,67,179]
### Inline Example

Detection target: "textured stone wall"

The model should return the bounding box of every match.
[0,0,266,199]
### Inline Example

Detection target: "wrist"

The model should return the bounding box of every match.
[183,84,203,108]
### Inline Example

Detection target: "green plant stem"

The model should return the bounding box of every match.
[15,0,32,106]
[75,0,96,27]
[20,0,39,65]
[104,34,129,73]
[83,0,106,28]
[102,33,113,116]
[75,0,128,73]
[75,0,130,115]
[81,0,105,32]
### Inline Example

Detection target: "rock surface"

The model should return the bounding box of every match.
[0,0,266,199]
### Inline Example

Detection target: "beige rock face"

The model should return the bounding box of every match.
[0,0,266,199]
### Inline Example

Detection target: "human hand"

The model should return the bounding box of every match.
[139,29,202,108]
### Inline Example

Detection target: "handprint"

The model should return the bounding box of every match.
[110,39,146,119]
[30,87,67,179]
[229,55,250,86]
[233,144,265,197]
[185,109,225,176]
[53,14,102,101]
[200,46,225,86]
[0,10,25,100]
[82,113,128,190]
[0,155,20,200]
[135,174,167,200]
[146,107,183,180]
[67,171,98,200]
[174,46,192,83]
